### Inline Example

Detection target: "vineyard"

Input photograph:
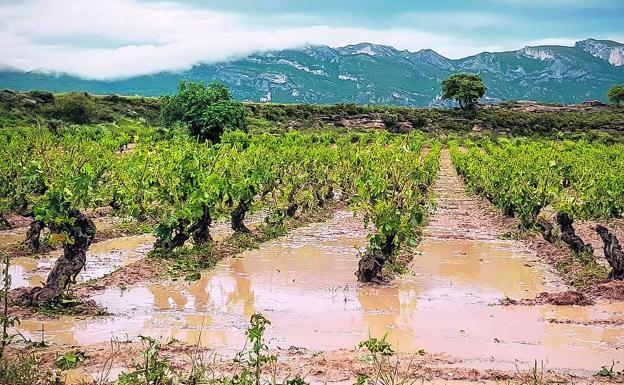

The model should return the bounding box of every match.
[1,96,624,384]
[450,138,624,283]
[0,124,440,304]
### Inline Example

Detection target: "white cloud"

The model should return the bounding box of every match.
[0,0,601,80]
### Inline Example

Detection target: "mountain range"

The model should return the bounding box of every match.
[1,38,623,107]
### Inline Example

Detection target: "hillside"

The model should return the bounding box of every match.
[1,38,623,107]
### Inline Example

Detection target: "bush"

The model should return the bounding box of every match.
[382,112,399,132]
[161,81,247,143]
[45,92,97,124]
[26,90,54,104]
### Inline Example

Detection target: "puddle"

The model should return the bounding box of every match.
[8,235,154,289]
[14,210,624,373]
[6,214,262,289]
[0,228,26,246]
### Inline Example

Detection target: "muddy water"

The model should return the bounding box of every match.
[14,209,624,374]
[8,235,155,289]
[5,214,261,289]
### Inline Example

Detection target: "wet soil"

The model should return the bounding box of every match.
[4,212,268,292]
[7,150,624,383]
[19,342,608,385]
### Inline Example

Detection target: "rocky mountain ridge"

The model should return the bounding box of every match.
[0,38,622,107]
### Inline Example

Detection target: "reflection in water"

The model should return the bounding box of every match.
[8,235,155,289]
[6,214,259,290]
[14,211,624,372]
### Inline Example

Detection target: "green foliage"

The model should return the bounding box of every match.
[42,92,108,125]
[357,334,395,357]
[356,334,424,385]
[1,252,21,359]
[232,313,276,385]
[441,73,487,110]
[608,84,624,107]
[161,81,247,143]
[596,361,623,377]
[54,350,87,370]
[555,251,609,289]
[450,138,624,225]
[118,336,175,385]
[381,112,398,132]
[351,135,440,257]
[0,354,64,385]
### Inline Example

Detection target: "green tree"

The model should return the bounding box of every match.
[161,81,247,142]
[441,73,487,110]
[608,85,624,107]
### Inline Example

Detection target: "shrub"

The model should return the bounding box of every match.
[161,81,247,143]
[382,112,399,132]
[26,90,54,104]
[45,92,96,124]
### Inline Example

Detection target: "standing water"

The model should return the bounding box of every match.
[14,151,624,374]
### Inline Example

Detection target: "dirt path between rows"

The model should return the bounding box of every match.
[7,150,624,384]
[425,149,567,285]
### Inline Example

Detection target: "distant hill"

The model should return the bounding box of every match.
[1,38,623,107]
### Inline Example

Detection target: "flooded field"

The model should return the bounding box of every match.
[4,215,260,290]
[14,208,624,374]
[7,150,624,382]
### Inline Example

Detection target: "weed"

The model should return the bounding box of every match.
[54,349,87,370]
[596,360,623,377]
[118,336,176,385]
[1,251,22,358]
[257,223,288,241]
[356,334,422,385]
[34,294,99,318]
[229,232,260,252]
[555,250,609,289]
[159,245,219,282]
[0,353,64,385]
[509,360,549,385]
[232,313,277,385]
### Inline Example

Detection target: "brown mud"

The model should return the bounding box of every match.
[449,150,624,301]
[7,150,624,383]
[13,342,615,385]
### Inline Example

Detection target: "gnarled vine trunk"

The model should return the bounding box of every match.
[356,249,387,283]
[0,214,10,230]
[596,225,624,280]
[286,204,298,218]
[154,219,190,251]
[314,190,325,207]
[356,234,395,283]
[231,199,251,233]
[25,220,45,252]
[325,187,334,201]
[190,205,212,245]
[21,211,96,306]
[285,190,298,218]
[556,212,593,255]
[536,217,555,243]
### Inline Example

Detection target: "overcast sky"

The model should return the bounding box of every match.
[1,0,622,80]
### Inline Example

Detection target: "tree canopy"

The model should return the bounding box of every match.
[161,81,247,142]
[441,73,487,110]
[608,85,624,107]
